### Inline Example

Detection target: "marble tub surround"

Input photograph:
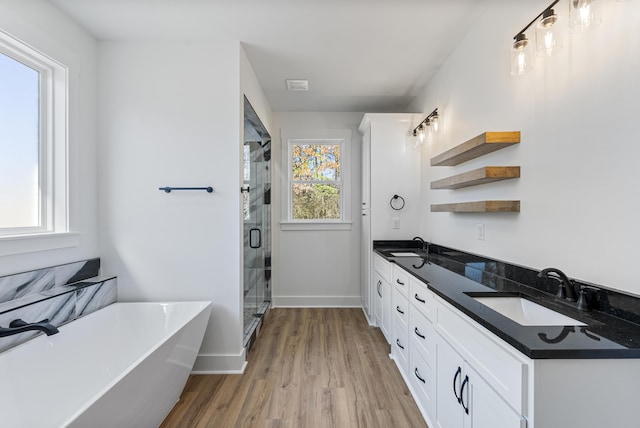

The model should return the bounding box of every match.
[374,241,640,358]
[0,259,116,353]
[0,277,117,353]
[0,258,100,304]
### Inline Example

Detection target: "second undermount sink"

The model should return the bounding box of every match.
[472,296,586,326]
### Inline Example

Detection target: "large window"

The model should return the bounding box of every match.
[0,30,68,239]
[281,129,352,230]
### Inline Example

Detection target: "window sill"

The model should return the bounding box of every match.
[0,232,80,257]
[280,221,352,231]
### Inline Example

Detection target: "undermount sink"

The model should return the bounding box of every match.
[390,252,421,257]
[473,296,586,326]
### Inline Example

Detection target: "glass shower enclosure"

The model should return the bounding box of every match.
[242,97,271,349]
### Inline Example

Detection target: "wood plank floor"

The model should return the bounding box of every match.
[160,308,428,428]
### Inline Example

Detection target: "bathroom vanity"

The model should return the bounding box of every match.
[373,242,640,428]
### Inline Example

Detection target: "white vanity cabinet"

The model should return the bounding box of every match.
[389,263,640,428]
[373,254,392,343]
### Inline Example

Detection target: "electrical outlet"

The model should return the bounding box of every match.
[476,223,485,240]
[392,217,400,229]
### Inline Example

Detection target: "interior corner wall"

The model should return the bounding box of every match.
[0,1,99,276]
[271,112,365,307]
[409,0,640,295]
[240,45,273,135]
[97,40,244,372]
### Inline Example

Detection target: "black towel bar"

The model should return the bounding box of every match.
[159,186,214,193]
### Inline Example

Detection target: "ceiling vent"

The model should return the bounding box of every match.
[285,79,309,91]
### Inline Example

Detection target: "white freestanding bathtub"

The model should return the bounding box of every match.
[0,301,212,428]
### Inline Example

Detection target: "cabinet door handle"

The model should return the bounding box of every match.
[396,339,405,350]
[414,327,425,339]
[414,368,426,384]
[414,293,426,304]
[396,306,404,314]
[396,279,405,286]
[460,375,469,414]
[377,280,382,297]
[453,366,462,403]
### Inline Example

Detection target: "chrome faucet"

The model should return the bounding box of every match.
[538,268,578,302]
[0,318,59,337]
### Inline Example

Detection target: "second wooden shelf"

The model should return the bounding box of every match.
[431,166,520,190]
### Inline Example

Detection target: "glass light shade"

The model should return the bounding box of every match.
[511,34,534,76]
[536,10,562,56]
[570,0,602,32]
[417,125,426,143]
[429,114,439,134]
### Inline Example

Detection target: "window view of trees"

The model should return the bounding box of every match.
[291,143,341,220]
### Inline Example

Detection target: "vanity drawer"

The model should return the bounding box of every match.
[393,265,410,298]
[393,324,409,375]
[409,342,435,418]
[410,307,436,368]
[393,287,409,329]
[410,277,435,322]
[374,254,392,282]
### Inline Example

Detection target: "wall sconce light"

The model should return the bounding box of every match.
[412,108,439,145]
[569,0,602,32]
[511,0,561,75]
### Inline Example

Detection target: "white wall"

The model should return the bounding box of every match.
[98,40,266,372]
[0,0,99,276]
[409,0,640,295]
[271,112,364,307]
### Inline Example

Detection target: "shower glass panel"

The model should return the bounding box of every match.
[243,97,271,347]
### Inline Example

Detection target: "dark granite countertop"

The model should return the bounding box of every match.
[373,241,640,359]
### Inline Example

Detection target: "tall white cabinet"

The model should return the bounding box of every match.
[359,114,421,326]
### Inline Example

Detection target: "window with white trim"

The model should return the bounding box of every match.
[281,129,352,230]
[0,30,68,238]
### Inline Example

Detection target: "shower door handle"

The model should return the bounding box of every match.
[249,228,262,249]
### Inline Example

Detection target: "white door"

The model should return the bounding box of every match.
[373,272,383,327]
[381,277,391,343]
[436,337,465,428]
[361,209,371,318]
[463,365,526,428]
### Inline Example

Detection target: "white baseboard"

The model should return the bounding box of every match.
[191,349,247,374]
[361,307,376,326]
[272,295,362,308]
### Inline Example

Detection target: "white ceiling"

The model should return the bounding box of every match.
[49,0,486,113]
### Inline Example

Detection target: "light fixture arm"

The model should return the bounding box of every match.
[412,108,439,136]
[513,0,560,39]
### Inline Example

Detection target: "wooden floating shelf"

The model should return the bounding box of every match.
[431,132,520,167]
[431,200,520,213]
[431,166,520,190]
